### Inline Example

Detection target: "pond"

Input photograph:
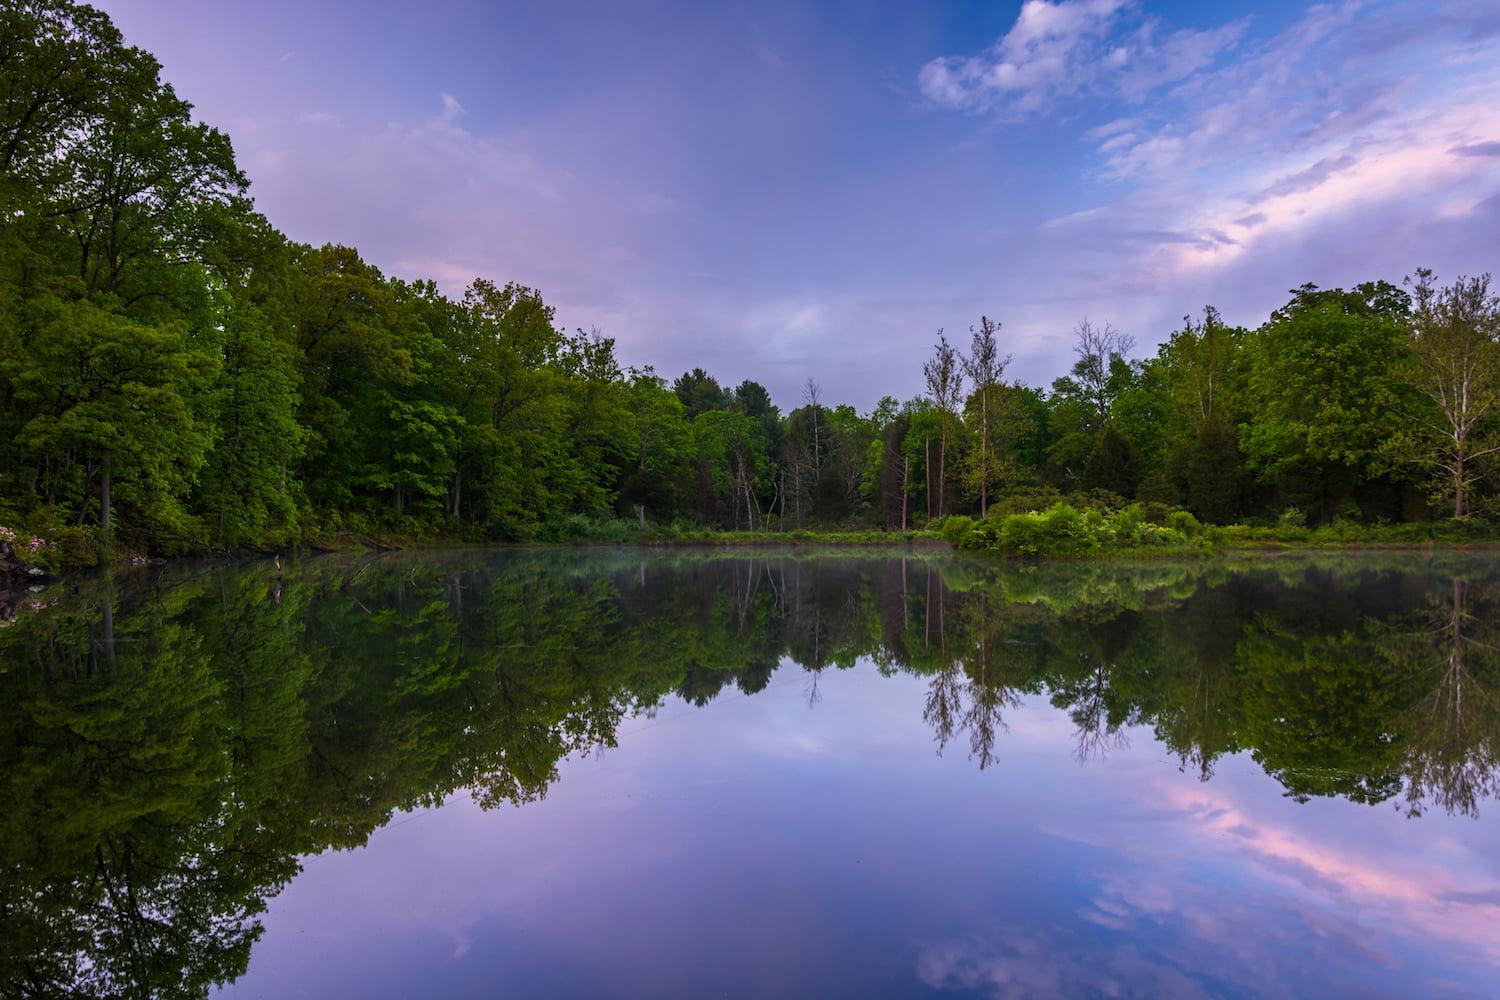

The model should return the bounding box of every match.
[2,550,1499,998]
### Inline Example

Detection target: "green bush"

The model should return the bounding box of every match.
[1074,489,1129,513]
[1165,510,1201,537]
[1136,523,1189,547]
[989,485,1065,517]
[996,503,1098,556]
[939,515,978,549]
[52,526,101,567]
[1107,503,1146,544]
[983,501,1201,556]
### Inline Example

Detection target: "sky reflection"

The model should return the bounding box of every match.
[218,665,1500,999]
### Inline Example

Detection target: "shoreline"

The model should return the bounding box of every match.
[13,532,1500,582]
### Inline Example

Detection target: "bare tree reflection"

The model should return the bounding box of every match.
[922,591,1022,770]
[1071,656,1129,763]
[1394,578,1500,817]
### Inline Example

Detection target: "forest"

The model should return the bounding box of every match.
[4,1,1500,565]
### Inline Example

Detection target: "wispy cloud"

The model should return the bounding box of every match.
[920,0,1500,361]
[917,0,1247,118]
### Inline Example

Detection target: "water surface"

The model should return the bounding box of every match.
[3,550,1500,997]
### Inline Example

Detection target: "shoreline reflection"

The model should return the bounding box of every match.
[3,551,1499,997]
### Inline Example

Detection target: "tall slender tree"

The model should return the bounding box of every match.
[923,331,964,519]
[962,316,1011,517]
[1403,269,1500,517]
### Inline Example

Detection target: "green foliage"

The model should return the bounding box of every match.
[1083,424,1140,497]
[987,501,1196,556]
[938,514,977,548]
[998,504,1095,556]
[1242,282,1414,515]
[0,4,1495,558]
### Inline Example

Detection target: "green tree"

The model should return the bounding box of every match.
[1400,269,1500,517]
[198,297,303,546]
[1242,282,1413,519]
[672,367,729,418]
[13,300,217,536]
[1083,424,1139,498]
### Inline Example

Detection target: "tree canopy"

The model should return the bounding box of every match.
[2,1,1498,557]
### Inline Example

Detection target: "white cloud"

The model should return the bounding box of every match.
[918,0,1500,367]
[917,0,1246,117]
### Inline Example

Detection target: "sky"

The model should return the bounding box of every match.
[100,0,1500,410]
[219,667,1500,998]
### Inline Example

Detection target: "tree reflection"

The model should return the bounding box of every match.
[1387,578,1500,817]
[4,552,1500,995]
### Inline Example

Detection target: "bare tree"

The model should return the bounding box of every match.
[962,315,1012,517]
[922,330,964,518]
[803,378,823,474]
[1404,269,1500,517]
[1071,318,1133,432]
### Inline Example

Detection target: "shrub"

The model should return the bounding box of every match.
[1041,504,1097,555]
[1075,489,1129,513]
[52,527,100,567]
[989,485,1065,517]
[1142,501,1172,525]
[1107,503,1146,544]
[1165,510,1201,537]
[996,511,1044,555]
[939,515,978,549]
[995,503,1099,556]
[1136,523,1189,547]
[1278,506,1307,528]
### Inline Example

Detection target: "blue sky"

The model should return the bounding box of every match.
[102,0,1500,408]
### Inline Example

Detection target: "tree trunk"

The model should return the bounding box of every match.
[980,394,989,518]
[925,438,932,520]
[101,597,116,671]
[901,454,909,531]
[99,454,111,532]
[937,434,947,518]
[1454,440,1467,517]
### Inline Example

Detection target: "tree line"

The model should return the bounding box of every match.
[3,2,1499,558]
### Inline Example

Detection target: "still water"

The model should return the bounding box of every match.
[3,549,1500,998]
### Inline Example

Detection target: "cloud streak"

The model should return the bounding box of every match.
[917,0,1248,118]
[96,0,1500,409]
[923,0,1500,371]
